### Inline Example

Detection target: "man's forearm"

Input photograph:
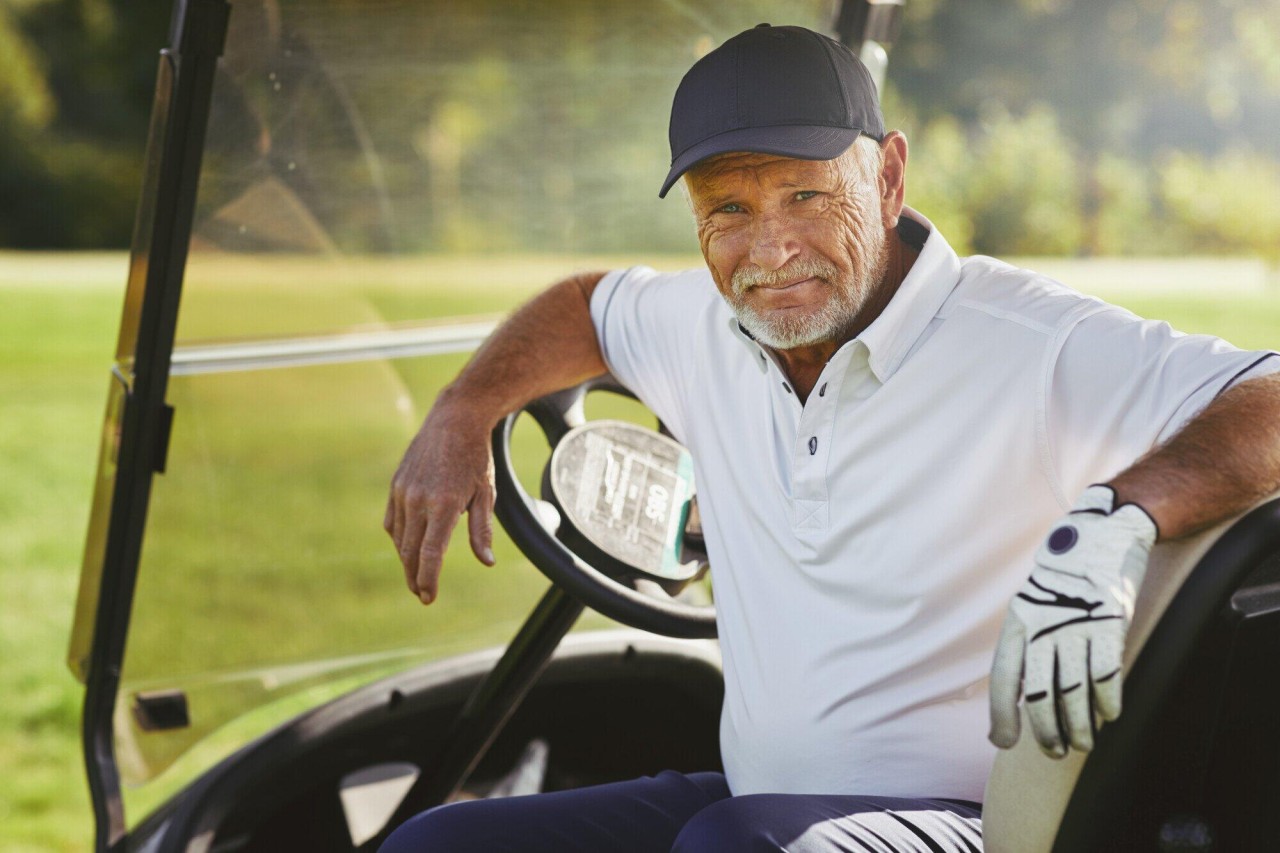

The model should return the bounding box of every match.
[438,271,609,427]
[1109,371,1280,540]
[386,270,610,602]
[992,369,1280,752]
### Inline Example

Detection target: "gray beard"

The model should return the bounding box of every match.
[732,285,862,349]
[728,234,889,351]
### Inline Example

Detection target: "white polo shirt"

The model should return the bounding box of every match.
[589,209,1278,802]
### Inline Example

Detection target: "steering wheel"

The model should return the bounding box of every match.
[491,374,717,639]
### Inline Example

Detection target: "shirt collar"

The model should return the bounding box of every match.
[728,316,770,372]
[723,207,962,381]
[855,207,962,383]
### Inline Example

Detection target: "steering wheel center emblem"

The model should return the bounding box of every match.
[548,420,699,582]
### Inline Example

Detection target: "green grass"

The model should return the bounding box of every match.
[1,255,123,851]
[2,251,1278,851]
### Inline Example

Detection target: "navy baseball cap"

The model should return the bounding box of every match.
[659,24,885,198]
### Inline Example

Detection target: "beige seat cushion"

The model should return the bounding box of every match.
[981,495,1278,852]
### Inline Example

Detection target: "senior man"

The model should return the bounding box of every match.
[382,24,1280,852]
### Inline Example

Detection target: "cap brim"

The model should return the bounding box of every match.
[658,125,862,198]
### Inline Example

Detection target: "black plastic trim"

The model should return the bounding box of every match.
[366,586,585,848]
[152,404,175,473]
[833,0,906,49]
[122,632,723,851]
[80,1,229,849]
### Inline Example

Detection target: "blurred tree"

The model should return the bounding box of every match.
[891,0,1280,258]
[1159,147,1280,262]
[1,0,1278,258]
[0,3,55,128]
[0,0,168,247]
[894,0,1280,159]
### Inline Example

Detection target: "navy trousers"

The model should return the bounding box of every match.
[379,771,983,852]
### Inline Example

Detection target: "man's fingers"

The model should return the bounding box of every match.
[1090,631,1125,722]
[1057,634,1093,752]
[1024,640,1066,757]
[416,506,461,604]
[390,481,408,553]
[467,488,496,566]
[398,504,429,595]
[988,616,1026,748]
[388,416,498,603]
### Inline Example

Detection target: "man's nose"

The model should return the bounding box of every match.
[747,213,801,271]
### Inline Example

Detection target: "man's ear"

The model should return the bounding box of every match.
[878,131,908,228]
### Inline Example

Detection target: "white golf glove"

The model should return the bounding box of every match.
[989,484,1158,757]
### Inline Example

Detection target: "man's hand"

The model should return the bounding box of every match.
[385,402,497,604]
[989,485,1158,757]
[382,272,608,605]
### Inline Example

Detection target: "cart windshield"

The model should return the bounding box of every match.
[69,0,832,825]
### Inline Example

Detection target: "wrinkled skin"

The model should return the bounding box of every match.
[384,396,497,604]
[384,276,608,604]
[685,134,911,399]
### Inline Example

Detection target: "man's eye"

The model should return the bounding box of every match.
[717,203,743,214]
[795,190,819,201]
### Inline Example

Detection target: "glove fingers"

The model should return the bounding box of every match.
[988,615,1026,748]
[1090,630,1124,722]
[1024,640,1066,757]
[1056,633,1093,752]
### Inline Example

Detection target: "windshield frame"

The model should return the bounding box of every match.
[73,1,232,846]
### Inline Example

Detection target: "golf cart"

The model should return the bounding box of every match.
[68,0,1280,850]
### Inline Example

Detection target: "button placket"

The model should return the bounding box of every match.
[757,348,804,412]
[792,358,845,531]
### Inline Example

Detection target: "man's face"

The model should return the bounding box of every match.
[686,145,889,350]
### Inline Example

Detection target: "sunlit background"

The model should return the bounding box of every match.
[3,0,1280,849]
[6,0,1280,256]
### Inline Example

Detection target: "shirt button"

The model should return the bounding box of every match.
[782,382,792,394]
[818,382,828,397]
[808,436,818,455]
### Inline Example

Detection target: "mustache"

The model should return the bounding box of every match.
[732,259,840,295]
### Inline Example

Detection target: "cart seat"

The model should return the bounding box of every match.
[984,491,1280,852]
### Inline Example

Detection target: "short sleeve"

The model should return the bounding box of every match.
[1047,307,1280,501]
[590,265,720,442]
